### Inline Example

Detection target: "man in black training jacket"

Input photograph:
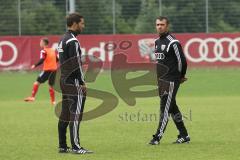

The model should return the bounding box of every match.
[149,16,190,145]
[57,12,93,154]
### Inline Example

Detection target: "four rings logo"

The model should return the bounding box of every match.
[184,37,240,62]
[155,52,165,60]
[0,41,18,66]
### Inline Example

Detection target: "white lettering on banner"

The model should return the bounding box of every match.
[87,42,114,62]
[184,37,240,62]
[0,41,18,66]
[52,42,114,62]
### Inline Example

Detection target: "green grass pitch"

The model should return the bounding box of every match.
[0,68,240,160]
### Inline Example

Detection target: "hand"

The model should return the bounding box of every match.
[31,65,35,69]
[180,77,188,84]
[81,84,87,96]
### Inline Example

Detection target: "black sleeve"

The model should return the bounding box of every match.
[172,42,187,77]
[67,41,85,84]
[34,58,44,67]
[56,53,59,62]
[34,50,47,67]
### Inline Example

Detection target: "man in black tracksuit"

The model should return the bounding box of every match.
[149,16,190,145]
[57,13,92,154]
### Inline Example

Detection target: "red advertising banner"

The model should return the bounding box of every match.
[0,33,240,70]
[0,37,31,70]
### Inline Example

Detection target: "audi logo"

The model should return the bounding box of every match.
[155,52,165,60]
[184,37,240,62]
[0,41,18,66]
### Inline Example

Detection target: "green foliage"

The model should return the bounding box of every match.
[116,0,141,33]
[210,20,237,33]
[21,1,65,35]
[208,0,240,32]
[164,1,206,33]
[76,0,113,34]
[134,0,159,34]
[0,0,19,35]
[0,0,240,35]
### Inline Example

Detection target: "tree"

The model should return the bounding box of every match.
[0,0,19,35]
[208,0,240,32]
[162,0,206,33]
[116,0,141,33]
[1,0,240,35]
[134,0,159,34]
[75,0,113,34]
[21,0,65,35]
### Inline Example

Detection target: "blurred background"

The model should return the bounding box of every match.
[1,0,240,35]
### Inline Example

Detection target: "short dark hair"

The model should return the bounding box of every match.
[41,37,49,45]
[66,12,83,27]
[156,16,170,25]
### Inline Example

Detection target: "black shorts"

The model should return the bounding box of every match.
[36,70,56,86]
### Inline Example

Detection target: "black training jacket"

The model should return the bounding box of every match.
[154,32,187,81]
[57,30,85,85]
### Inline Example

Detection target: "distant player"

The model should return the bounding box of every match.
[24,38,58,105]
